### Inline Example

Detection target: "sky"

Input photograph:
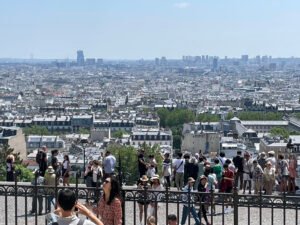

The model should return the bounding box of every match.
[1,0,300,59]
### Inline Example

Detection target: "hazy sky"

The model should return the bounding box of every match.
[1,0,300,59]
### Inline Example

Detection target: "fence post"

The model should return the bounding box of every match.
[54,170,58,210]
[165,185,169,225]
[75,171,79,199]
[34,170,38,225]
[233,186,239,225]
[14,170,18,225]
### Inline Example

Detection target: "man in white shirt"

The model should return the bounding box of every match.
[103,151,116,178]
[266,151,277,170]
[173,153,185,190]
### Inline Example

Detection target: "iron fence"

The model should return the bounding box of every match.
[0,174,299,225]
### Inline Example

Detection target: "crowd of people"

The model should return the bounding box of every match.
[137,149,298,225]
[4,145,298,225]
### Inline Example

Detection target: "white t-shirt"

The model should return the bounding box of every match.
[92,166,102,183]
[47,214,95,225]
[173,159,185,173]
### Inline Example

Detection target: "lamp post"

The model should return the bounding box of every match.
[118,150,122,187]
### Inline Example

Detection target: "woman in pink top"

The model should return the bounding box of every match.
[94,176,122,225]
[288,154,297,193]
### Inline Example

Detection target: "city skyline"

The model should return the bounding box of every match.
[1,0,300,59]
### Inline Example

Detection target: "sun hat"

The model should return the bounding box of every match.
[199,175,207,181]
[47,166,55,174]
[188,177,195,183]
[140,175,149,182]
[150,174,160,181]
[268,151,275,155]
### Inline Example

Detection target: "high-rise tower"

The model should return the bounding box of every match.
[77,50,85,66]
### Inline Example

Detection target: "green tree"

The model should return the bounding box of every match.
[0,144,33,182]
[237,112,283,121]
[173,135,182,149]
[197,113,220,122]
[107,143,163,185]
[79,128,90,134]
[23,125,50,136]
[112,130,127,139]
[270,127,289,139]
[226,112,234,120]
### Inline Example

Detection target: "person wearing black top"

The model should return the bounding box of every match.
[6,155,15,181]
[36,146,48,177]
[197,175,210,225]
[232,150,244,190]
[138,150,147,178]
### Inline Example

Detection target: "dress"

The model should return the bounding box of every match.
[97,197,122,225]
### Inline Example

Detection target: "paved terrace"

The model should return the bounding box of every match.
[0,181,299,225]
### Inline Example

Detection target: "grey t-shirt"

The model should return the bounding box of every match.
[47,214,95,225]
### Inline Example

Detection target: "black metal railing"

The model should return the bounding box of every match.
[0,173,300,225]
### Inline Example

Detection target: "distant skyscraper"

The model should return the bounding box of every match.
[97,58,103,66]
[255,55,261,64]
[241,55,249,64]
[212,57,218,71]
[77,50,85,66]
[86,58,96,66]
[155,57,160,66]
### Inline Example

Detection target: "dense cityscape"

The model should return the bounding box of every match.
[1,1,300,224]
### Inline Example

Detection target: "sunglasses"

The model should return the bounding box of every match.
[104,180,111,183]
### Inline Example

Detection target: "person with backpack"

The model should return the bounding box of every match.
[36,146,48,177]
[173,153,185,190]
[47,189,103,225]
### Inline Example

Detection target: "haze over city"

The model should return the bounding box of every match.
[1,0,300,59]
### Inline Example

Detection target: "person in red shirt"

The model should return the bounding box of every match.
[220,164,234,214]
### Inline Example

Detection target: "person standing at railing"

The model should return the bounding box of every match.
[213,158,223,190]
[173,153,185,191]
[36,146,48,177]
[197,175,211,225]
[242,152,253,194]
[252,160,264,194]
[162,153,172,187]
[85,160,94,200]
[62,155,70,187]
[103,150,116,179]
[29,171,44,215]
[136,175,151,225]
[277,154,289,193]
[138,149,148,178]
[149,174,163,217]
[180,177,201,225]
[6,154,15,181]
[44,166,56,213]
[233,150,244,190]
[263,161,276,195]
[288,154,297,193]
